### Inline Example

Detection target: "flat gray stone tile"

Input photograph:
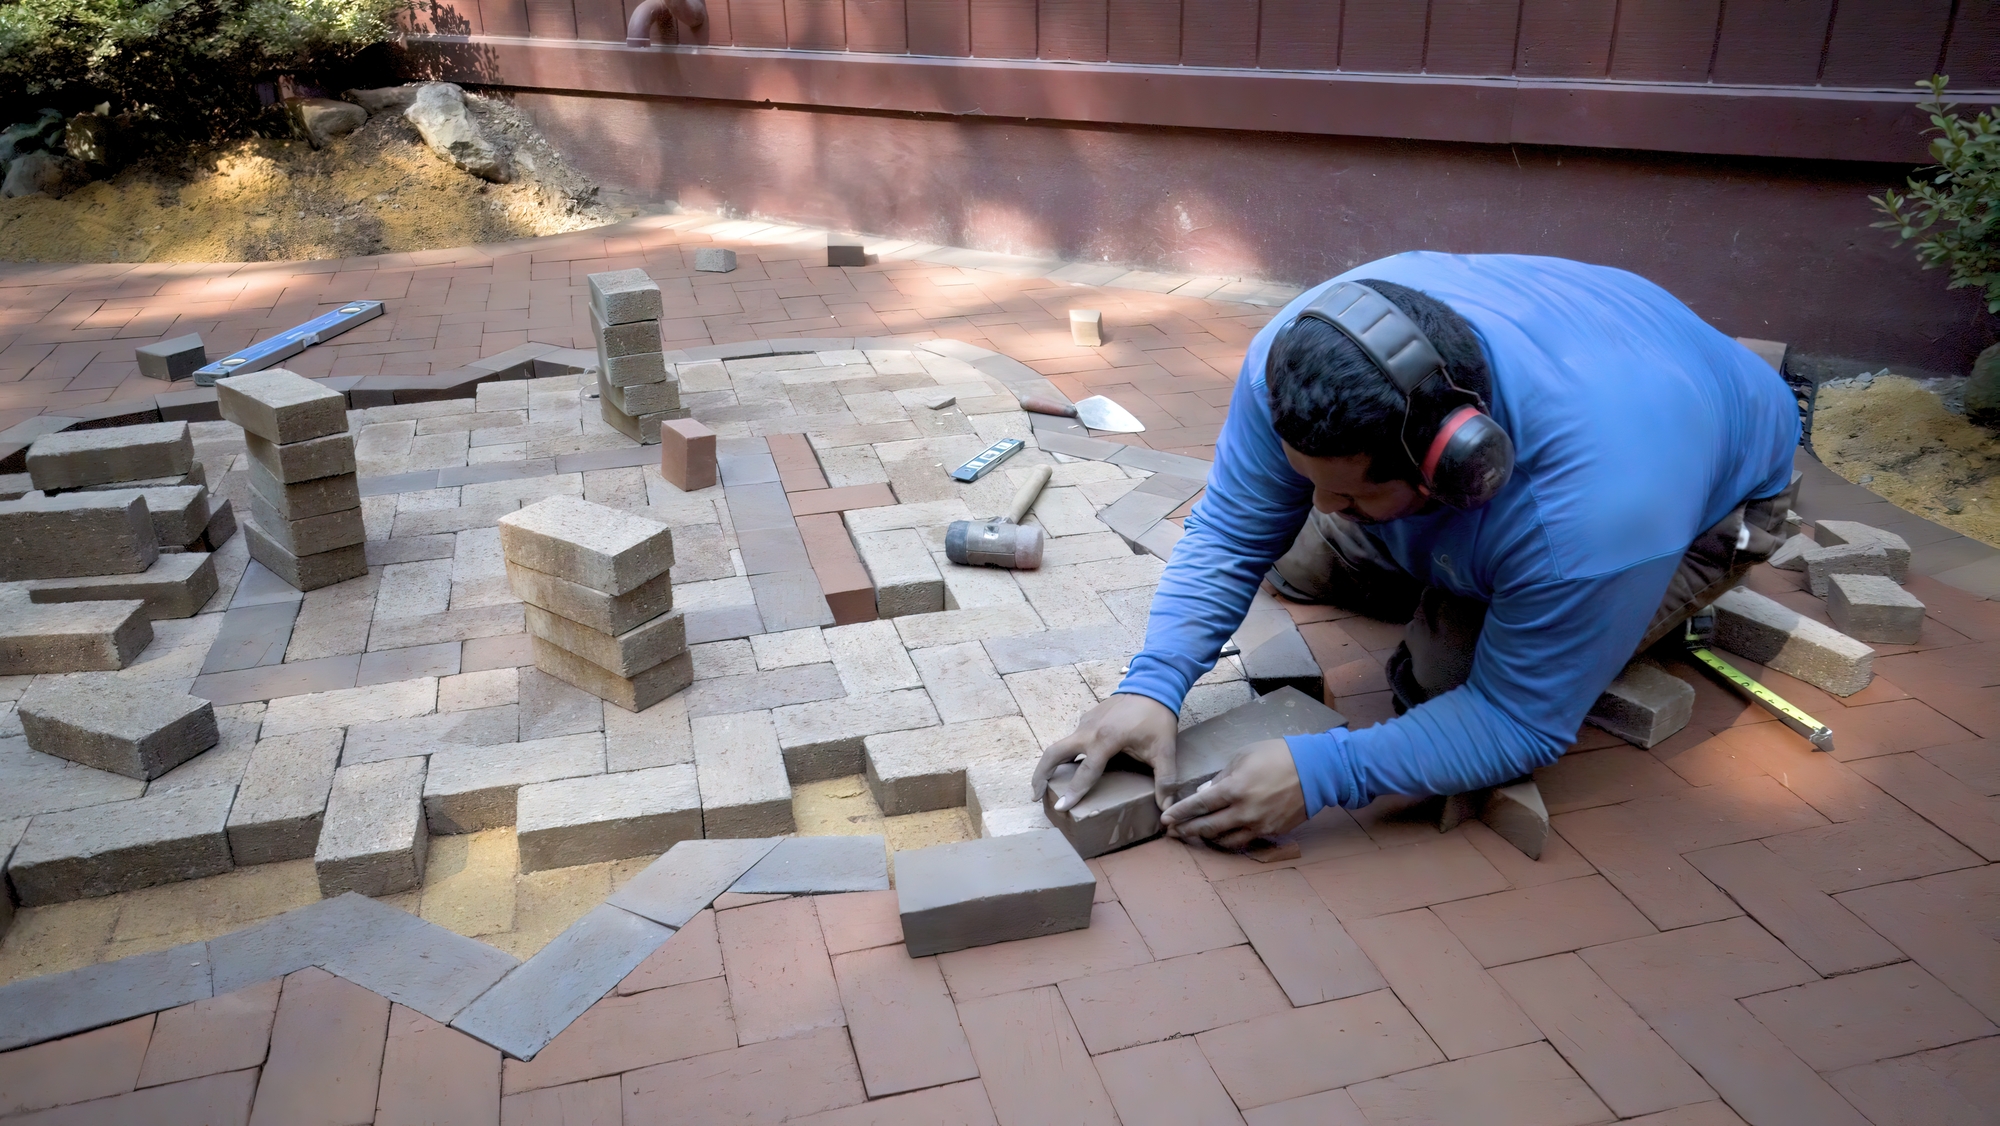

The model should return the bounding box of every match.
[0,940,212,1051]
[317,906,520,1024]
[729,835,889,894]
[984,624,1141,674]
[749,570,836,632]
[683,605,765,645]
[684,663,845,718]
[356,641,461,686]
[228,560,304,607]
[518,667,604,740]
[607,837,781,928]
[450,904,671,1060]
[191,654,361,706]
[894,828,1094,958]
[199,601,300,673]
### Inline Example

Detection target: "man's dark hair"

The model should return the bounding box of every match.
[1266,279,1492,483]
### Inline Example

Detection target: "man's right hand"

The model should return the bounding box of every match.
[1031,693,1181,813]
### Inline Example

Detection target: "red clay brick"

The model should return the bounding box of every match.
[1458,817,1594,887]
[375,1005,499,1126]
[0,1016,152,1117]
[621,1026,865,1125]
[659,418,717,491]
[1714,723,1897,823]
[832,944,978,1097]
[787,483,898,516]
[137,978,280,1089]
[1534,746,1691,815]
[1348,1042,1612,1126]
[1645,1002,1872,1126]
[767,432,829,491]
[1490,953,1716,1118]
[498,1076,620,1126]
[5,1069,258,1126]
[250,967,390,1126]
[1826,1035,2000,1126]
[1754,807,1981,893]
[1346,907,1541,1059]
[1196,989,1442,1110]
[1058,944,1290,1054]
[956,986,1118,1126]
[1095,838,1244,959]
[815,889,904,955]
[782,1079,997,1125]
[1825,698,1978,761]
[1212,867,1383,1005]
[1741,961,1996,1072]
[1683,840,1904,975]
[502,976,735,1094]
[796,511,877,625]
[1851,753,2000,861]
[936,900,1152,1001]
[1579,916,1818,1016]
[1431,875,1656,967]
[617,907,723,994]
[1300,834,1509,921]
[1920,738,2000,796]
[1238,1087,1370,1126]
[715,895,845,1044]
[1092,1038,1246,1126]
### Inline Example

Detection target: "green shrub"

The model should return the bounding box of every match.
[0,0,406,147]
[1873,76,2000,314]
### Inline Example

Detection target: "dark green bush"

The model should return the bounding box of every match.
[0,0,406,147]
[1873,76,2000,315]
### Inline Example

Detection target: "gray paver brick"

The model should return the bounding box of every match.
[26,421,194,491]
[864,715,1039,816]
[19,677,218,780]
[247,460,361,520]
[587,268,663,325]
[984,623,1138,675]
[450,903,671,1061]
[25,550,217,620]
[685,662,846,718]
[1172,685,1345,804]
[8,783,235,906]
[530,636,692,713]
[341,704,518,765]
[1042,763,1162,859]
[853,528,944,617]
[1586,661,1696,749]
[730,834,889,893]
[246,493,365,555]
[226,729,343,865]
[692,710,795,837]
[770,687,939,782]
[424,732,605,833]
[0,492,158,579]
[1804,542,1896,597]
[505,559,675,636]
[524,603,686,679]
[215,369,348,444]
[911,642,1018,724]
[83,484,211,546]
[316,756,428,897]
[516,763,701,872]
[894,828,1094,956]
[244,430,357,484]
[1711,587,1874,696]
[607,837,781,928]
[694,247,737,273]
[0,940,213,1052]
[823,620,921,694]
[1812,520,1911,582]
[243,519,368,591]
[517,665,607,739]
[591,309,663,358]
[500,495,675,596]
[1826,573,1926,644]
[0,595,152,674]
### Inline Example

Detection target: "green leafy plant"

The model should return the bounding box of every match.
[1873,76,2000,314]
[0,0,406,148]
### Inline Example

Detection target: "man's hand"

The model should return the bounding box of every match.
[1032,693,1180,813]
[1160,739,1308,850]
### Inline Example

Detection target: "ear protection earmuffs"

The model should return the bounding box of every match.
[1292,281,1515,510]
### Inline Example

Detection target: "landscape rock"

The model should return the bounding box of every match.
[285,97,367,149]
[1967,341,2000,427]
[1,150,67,199]
[344,85,420,113]
[19,678,218,780]
[404,83,508,183]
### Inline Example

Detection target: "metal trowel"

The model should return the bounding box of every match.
[1018,394,1146,433]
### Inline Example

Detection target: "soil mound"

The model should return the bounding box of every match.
[1815,373,1998,548]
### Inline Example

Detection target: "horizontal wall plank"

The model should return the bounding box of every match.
[401,36,1948,163]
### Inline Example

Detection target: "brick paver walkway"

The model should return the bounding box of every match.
[0,218,1996,1125]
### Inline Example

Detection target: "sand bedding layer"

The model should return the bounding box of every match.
[0,93,634,263]
[1813,373,1998,548]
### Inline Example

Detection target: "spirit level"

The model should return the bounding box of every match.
[193,300,384,385]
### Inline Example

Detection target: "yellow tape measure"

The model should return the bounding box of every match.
[1689,646,1835,753]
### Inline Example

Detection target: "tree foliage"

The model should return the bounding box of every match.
[0,0,405,144]
[1873,76,2000,315]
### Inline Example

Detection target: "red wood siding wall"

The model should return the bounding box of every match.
[425,0,1995,87]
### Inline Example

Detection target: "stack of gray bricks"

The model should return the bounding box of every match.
[588,269,689,445]
[218,369,367,591]
[8,420,223,624]
[500,495,693,711]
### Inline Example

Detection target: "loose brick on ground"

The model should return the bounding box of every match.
[26,421,193,492]
[0,492,157,580]
[7,782,235,905]
[894,828,1094,956]
[316,756,428,897]
[18,677,217,780]
[25,550,217,620]
[515,763,701,872]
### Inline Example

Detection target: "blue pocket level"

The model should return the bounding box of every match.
[194,300,385,386]
[950,438,1024,482]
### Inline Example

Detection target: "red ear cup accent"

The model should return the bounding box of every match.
[1421,407,1481,486]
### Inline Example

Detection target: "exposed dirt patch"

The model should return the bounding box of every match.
[1814,373,1999,548]
[0,93,635,263]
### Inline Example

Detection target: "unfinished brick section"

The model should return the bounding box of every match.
[0,214,1994,1124]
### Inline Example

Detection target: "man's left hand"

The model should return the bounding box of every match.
[1160,739,1309,850]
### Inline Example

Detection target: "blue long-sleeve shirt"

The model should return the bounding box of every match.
[1115,252,1798,812]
